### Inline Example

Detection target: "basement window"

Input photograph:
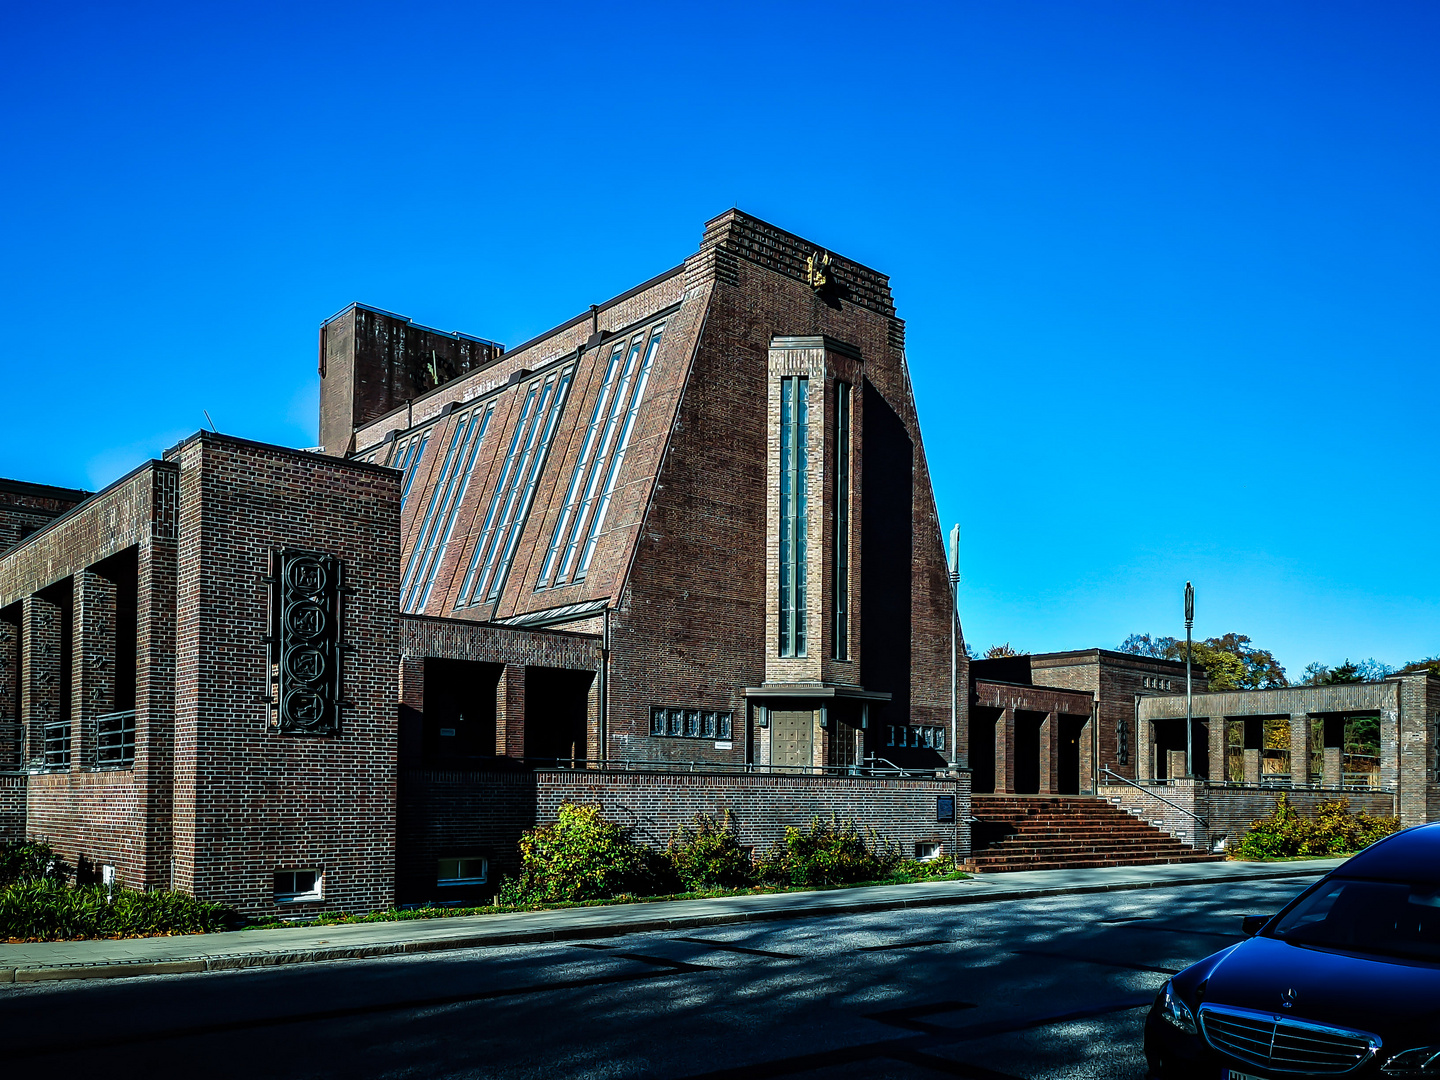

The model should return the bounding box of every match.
[437,857,488,887]
[273,869,323,903]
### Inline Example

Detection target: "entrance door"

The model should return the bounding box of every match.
[1058,716,1086,795]
[771,710,813,770]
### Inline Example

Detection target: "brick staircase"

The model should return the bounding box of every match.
[969,794,1225,873]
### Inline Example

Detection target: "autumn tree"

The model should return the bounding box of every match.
[1117,632,1287,691]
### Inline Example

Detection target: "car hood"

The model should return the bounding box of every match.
[1196,936,1440,1036]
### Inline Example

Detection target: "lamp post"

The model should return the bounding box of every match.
[949,525,961,766]
[1184,581,1194,779]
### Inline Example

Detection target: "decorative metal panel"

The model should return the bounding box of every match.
[268,548,342,736]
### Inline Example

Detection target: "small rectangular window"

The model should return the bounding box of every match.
[701,712,716,739]
[685,710,701,738]
[935,727,946,751]
[718,714,732,740]
[437,857,488,886]
[667,709,683,736]
[274,869,322,902]
[650,707,666,736]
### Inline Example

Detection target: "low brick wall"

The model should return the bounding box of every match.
[1101,781,1398,851]
[399,768,970,905]
[0,773,24,843]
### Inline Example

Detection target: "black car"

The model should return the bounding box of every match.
[1145,821,1440,1078]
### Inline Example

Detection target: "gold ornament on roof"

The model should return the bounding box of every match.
[805,250,832,291]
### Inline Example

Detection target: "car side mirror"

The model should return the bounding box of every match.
[1241,915,1270,937]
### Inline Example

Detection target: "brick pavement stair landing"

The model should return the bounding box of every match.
[969,795,1224,873]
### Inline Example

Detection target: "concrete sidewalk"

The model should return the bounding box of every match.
[0,858,1341,984]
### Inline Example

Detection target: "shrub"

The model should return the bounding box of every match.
[1233,794,1401,860]
[496,803,676,905]
[667,812,756,890]
[0,840,73,888]
[0,879,236,942]
[755,816,901,887]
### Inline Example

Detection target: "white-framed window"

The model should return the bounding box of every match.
[274,869,323,902]
[915,843,941,861]
[437,857,488,886]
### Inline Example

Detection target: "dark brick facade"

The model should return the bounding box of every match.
[1,210,970,914]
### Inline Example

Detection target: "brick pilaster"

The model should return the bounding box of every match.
[72,568,117,769]
[1289,712,1313,786]
[21,594,62,768]
[497,664,525,757]
[0,612,18,769]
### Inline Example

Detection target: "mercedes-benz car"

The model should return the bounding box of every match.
[1145,821,1440,1078]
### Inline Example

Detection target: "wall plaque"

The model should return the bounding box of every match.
[268,548,343,736]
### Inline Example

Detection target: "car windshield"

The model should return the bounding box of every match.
[1271,877,1440,962]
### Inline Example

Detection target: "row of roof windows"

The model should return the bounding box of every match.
[369,318,667,615]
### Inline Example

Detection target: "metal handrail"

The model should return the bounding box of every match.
[409,755,951,779]
[1100,766,1208,828]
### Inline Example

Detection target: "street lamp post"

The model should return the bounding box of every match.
[1184,581,1194,779]
[949,524,961,771]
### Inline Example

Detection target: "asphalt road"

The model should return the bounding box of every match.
[0,875,1323,1079]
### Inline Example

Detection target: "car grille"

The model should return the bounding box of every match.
[1199,1005,1381,1075]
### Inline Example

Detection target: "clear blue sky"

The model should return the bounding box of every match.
[3,2,1435,677]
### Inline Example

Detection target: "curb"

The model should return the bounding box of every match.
[1,864,1331,985]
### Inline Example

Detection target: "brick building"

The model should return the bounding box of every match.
[0,211,971,915]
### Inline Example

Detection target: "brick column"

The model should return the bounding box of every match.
[1378,706,1400,794]
[1038,709,1058,793]
[1136,716,1153,781]
[1166,749,1187,780]
[1322,715,1345,789]
[1289,712,1313,786]
[1208,717,1227,782]
[0,614,18,770]
[1243,718,1262,785]
[21,595,62,768]
[995,705,1014,794]
[72,568,117,769]
[497,664,525,758]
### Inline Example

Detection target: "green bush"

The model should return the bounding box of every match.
[1233,794,1400,860]
[496,803,676,905]
[0,879,236,942]
[755,816,901,887]
[666,812,757,890]
[0,840,73,888]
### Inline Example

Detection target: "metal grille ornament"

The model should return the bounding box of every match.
[268,548,343,736]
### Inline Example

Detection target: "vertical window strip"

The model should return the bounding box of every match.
[574,325,664,581]
[555,334,645,584]
[779,375,809,657]
[483,368,574,602]
[538,343,626,587]
[409,405,494,613]
[458,383,541,604]
[468,374,559,603]
[832,382,851,660]
[399,414,474,610]
[399,433,430,509]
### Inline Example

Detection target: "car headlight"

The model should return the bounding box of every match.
[1158,980,1197,1035]
[1384,1047,1440,1074]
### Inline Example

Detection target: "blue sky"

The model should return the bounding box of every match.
[2,2,1435,676]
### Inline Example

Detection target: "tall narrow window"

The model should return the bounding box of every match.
[399,404,493,613]
[537,342,626,587]
[832,381,850,660]
[778,375,809,657]
[390,431,431,511]
[574,324,663,581]
[459,367,574,606]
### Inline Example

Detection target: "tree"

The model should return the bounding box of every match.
[1397,656,1440,678]
[983,643,1022,659]
[1302,658,1394,685]
[1117,632,1287,691]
